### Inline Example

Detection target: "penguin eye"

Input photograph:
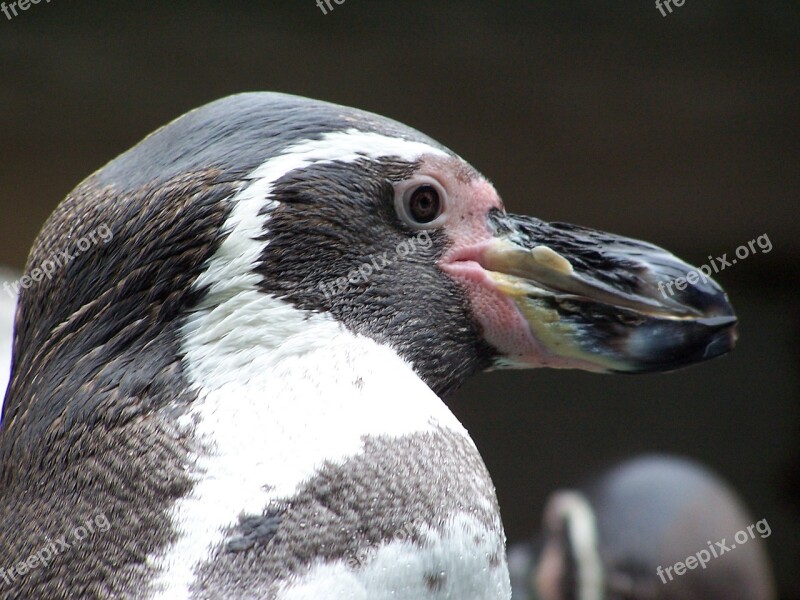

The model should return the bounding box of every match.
[408,186,440,223]
[395,177,447,229]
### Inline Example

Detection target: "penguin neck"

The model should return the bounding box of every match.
[177,291,468,490]
[151,292,472,598]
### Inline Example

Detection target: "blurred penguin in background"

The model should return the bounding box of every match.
[509,454,776,600]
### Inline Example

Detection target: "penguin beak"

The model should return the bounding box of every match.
[467,211,738,373]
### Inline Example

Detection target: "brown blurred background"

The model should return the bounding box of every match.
[1,1,798,597]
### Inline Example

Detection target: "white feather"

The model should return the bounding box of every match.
[0,269,18,420]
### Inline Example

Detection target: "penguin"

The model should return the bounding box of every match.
[509,455,776,600]
[0,93,737,599]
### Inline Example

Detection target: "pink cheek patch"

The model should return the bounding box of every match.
[433,172,545,362]
[441,260,546,364]
[422,159,578,366]
[442,260,604,371]
[434,171,602,371]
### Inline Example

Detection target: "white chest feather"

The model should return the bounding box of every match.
[150,296,508,599]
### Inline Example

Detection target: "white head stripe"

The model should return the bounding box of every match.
[253,129,449,181]
[183,129,448,384]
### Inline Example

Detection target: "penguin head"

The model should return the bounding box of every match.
[5,92,738,437]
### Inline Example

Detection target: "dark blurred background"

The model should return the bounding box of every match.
[1,1,797,597]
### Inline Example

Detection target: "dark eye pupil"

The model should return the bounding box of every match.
[408,186,441,223]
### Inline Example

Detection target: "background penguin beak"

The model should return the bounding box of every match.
[482,211,738,373]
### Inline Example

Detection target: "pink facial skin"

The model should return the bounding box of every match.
[417,155,603,371]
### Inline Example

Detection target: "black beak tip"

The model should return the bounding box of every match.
[613,313,738,374]
[701,316,738,360]
[665,284,739,366]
